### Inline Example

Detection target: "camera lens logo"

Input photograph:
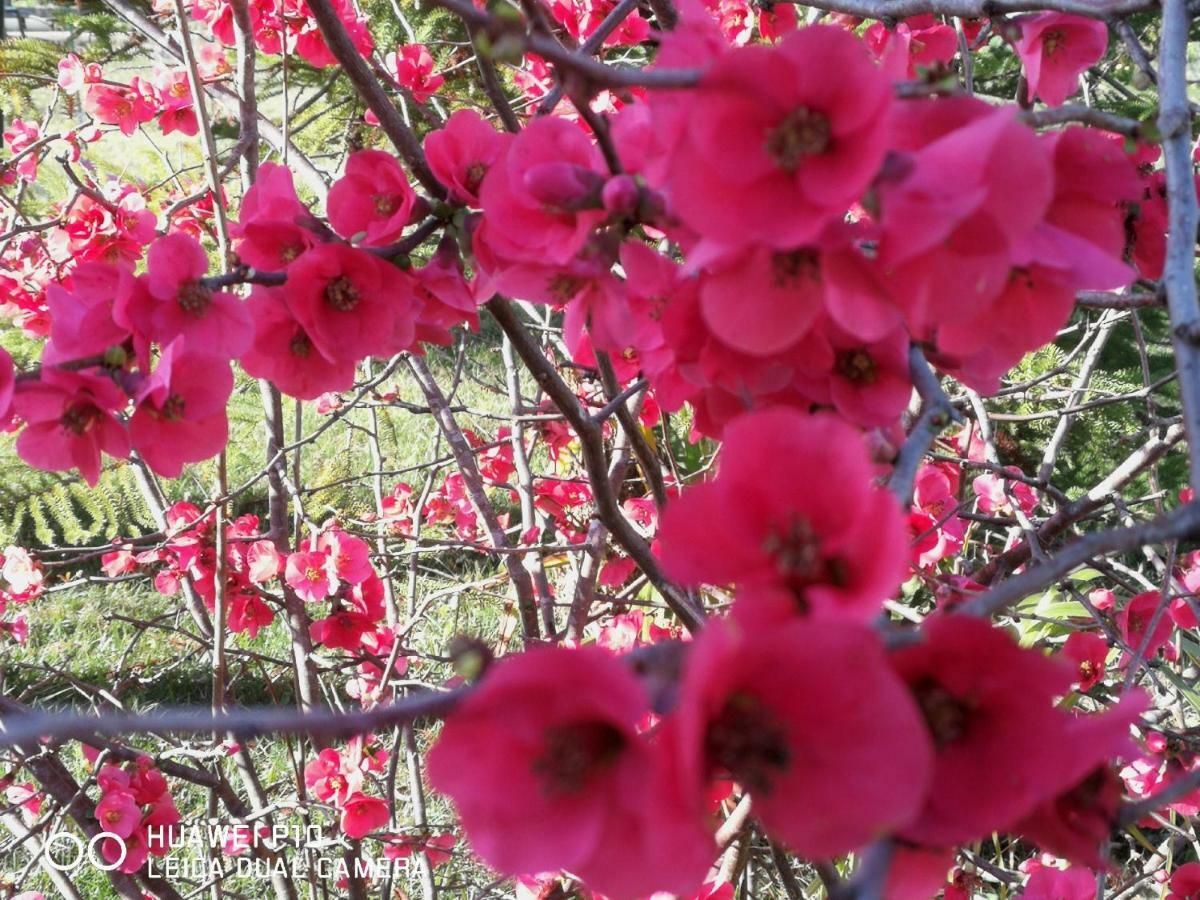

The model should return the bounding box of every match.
[44,831,127,872]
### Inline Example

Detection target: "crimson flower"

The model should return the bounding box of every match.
[327,150,418,247]
[340,792,390,840]
[425,109,511,207]
[665,25,892,252]
[890,616,1137,846]
[1014,13,1108,107]
[658,409,907,621]
[13,369,130,486]
[1062,631,1109,691]
[670,613,933,860]
[240,286,357,400]
[428,646,712,899]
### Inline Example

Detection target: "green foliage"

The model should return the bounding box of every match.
[0,449,156,547]
[0,37,62,118]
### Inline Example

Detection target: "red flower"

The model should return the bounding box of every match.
[282,243,414,362]
[670,614,933,860]
[425,109,511,207]
[340,792,389,839]
[1014,13,1108,107]
[1170,862,1200,899]
[428,646,711,899]
[658,409,907,621]
[13,369,131,486]
[388,43,444,103]
[890,616,1135,846]
[664,25,891,252]
[327,150,417,247]
[1062,631,1109,691]
[240,286,357,400]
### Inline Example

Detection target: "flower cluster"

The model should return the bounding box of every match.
[89,754,180,874]
[427,410,1146,897]
[303,742,391,838]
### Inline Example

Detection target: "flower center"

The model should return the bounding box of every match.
[373,194,400,216]
[771,249,821,289]
[280,243,302,263]
[547,273,585,303]
[60,402,99,436]
[304,566,323,583]
[762,515,844,597]
[464,162,487,196]
[161,393,186,421]
[766,107,831,171]
[177,280,212,315]
[290,332,312,358]
[532,721,626,795]
[324,276,360,311]
[705,692,790,794]
[1078,660,1096,681]
[912,680,972,747]
[835,348,877,384]
[1043,29,1064,55]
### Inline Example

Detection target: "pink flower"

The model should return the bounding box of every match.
[232,162,316,270]
[84,84,157,135]
[327,150,417,247]
[245,540,281,584]
[696,244,825,357]
[388,44,444,103]
[825,323,912,428]
[477,116,607,268]
[658,409,907,622]
[285,550,338,602]
[383,832,458,868]
[13,369,131,486]
[972,467,1038,515]
[45,262,136,360]
[1014,13,1108,107]
[1170,862,1200,899]
[878,98,1054,350]
[57,52,100,92]
[121,233,252,360]
[102,824,149,873]
[282,243,414,362]
[428,646,711,899]
[664,25,891,252]
[96,790,142,839]
[3,118,40,182]
[889,616,1136,846]
[316,529,373,584]
[671,613,932,860]
[304,748,363,805]
[129,340,233,478]
[310,609,375,651]
[1020,860,1096,900]
[1014,695,1144,868]
[240,286,357,400]
[1062,631,1109,691]
[2,547,42,597]
[425,109,512,207]
[340,792,390,839]
[865,15,958,79]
